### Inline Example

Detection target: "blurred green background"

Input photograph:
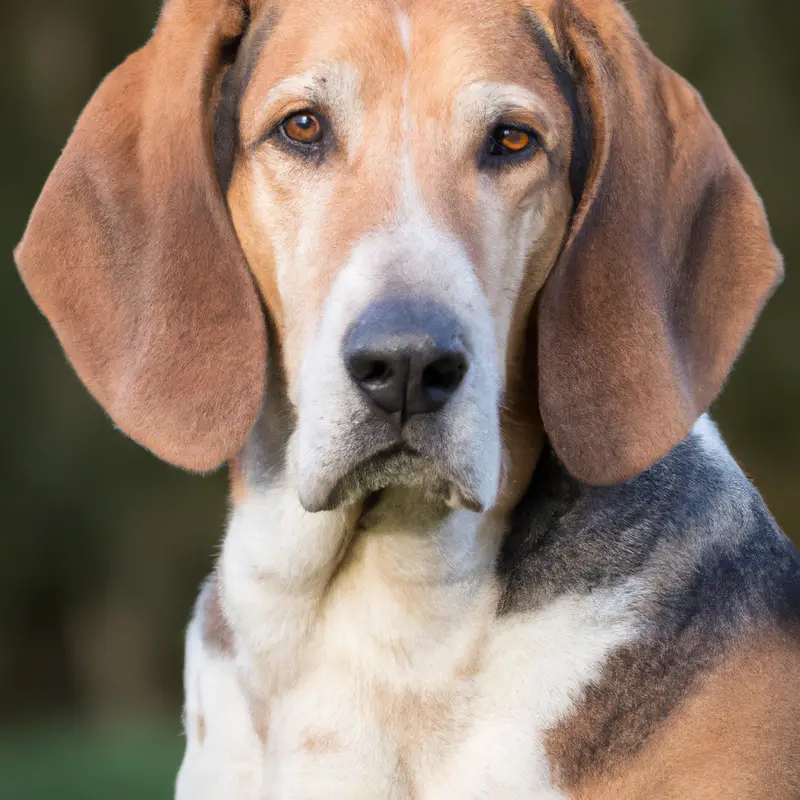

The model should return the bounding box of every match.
[0,0,798,797]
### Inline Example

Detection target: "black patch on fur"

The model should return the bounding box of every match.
[499,434,800,624]
[498,430,800,784]
[213,8,276,193]
[525,8,593,211]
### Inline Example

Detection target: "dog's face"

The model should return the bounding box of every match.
[229,0,573,512]
[15,0,781,512]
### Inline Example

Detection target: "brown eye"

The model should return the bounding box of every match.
[485,124,538,163]
[499,128,530,151]
[281,112,323,145]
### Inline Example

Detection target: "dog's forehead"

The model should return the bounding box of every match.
[242,0,567,119]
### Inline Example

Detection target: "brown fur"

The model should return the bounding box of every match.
[546,629,725,788]
[229,0,577,502]
[202,574,234,655]
[14,0,267,471]
[559,633,800,799]
[537,0,783,485]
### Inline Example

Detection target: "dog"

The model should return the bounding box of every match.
[15,0,800,796]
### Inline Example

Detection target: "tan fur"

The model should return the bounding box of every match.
[228,0,576,505]
[201,575,234,655]
[537,0,782,485]
[561,634,800,799]
[15,0,782,487]
[14,0,267,471]
[229,0,574,412]
[301,730,342,753]
[227,458,250,505]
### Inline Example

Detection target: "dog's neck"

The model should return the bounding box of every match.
[222,431,508,699]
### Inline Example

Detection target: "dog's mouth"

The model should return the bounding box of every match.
[318,442,484,515]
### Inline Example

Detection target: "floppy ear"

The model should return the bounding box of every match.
[538,0,783,485]
[14,0,266,471]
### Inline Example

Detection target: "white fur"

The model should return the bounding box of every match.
[396,9,412,58]
[245,55,558,516]
[177,473,642,798]
[692,413,735,466]
[176,613,263,800]
[424,581,643,798]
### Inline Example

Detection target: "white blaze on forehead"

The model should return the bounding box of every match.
[396,8,412,58]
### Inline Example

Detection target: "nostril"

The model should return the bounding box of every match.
[345,350,409,416]
[350,356,393,384]
[422,354,468,395]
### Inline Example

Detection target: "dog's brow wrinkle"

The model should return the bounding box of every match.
[263,73,317,108]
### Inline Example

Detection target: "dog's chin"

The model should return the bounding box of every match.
[299,448,484,515]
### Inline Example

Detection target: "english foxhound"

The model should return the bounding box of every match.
[15,0,800,797]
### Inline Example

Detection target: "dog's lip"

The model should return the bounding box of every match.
[366,441,419,461]
[298,440,416,513]
[299,439,482,514]
[326,441,421,501]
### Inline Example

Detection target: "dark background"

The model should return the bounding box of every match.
[1,0,798,796]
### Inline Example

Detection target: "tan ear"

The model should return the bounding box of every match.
[14,0,266,471]
[537,0,783,485]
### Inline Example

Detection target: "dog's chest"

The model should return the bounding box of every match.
[203,494,643,799]
[256,587,638,799]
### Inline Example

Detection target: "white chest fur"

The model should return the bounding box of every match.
[176,480,640,800]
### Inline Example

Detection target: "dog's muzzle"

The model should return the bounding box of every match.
[294,288,500,514]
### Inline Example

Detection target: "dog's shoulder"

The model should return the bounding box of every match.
[551,627,800,799]
[498,417,800,798]
[500,416,800,631]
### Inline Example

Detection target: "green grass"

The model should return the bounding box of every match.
[0,719,183,800]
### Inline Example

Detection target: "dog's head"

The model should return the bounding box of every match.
[16,0,781,514]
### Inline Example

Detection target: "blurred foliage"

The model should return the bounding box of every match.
[0,720,182,799]
[0,0,797,792]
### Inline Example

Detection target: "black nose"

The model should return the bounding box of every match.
[343,298,469,421]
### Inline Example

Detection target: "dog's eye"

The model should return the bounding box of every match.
[483,123,538,165]
[493,127,530,153]
[280,112,324,145]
